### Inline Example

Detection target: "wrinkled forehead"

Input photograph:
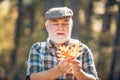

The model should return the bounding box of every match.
[49,17,70,22]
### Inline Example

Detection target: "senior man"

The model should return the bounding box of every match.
[25,7,99,80]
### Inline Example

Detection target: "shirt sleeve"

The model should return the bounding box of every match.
[25,42,42,79]
[82,44,99,80]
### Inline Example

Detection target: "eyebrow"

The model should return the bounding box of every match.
[50,19,57,22]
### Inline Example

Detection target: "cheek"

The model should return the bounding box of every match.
[65,26,71,32]
[47,26,56,33]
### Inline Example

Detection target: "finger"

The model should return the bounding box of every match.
[65,57,75,61]
[66,68,72,73]
[64,64,73,73]
[70,60,81,64]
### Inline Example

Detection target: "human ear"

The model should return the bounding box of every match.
[45,20,49,31]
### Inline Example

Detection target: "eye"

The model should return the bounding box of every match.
[52,22,58,25]
[53,23,59,25]
[62,23,68,26]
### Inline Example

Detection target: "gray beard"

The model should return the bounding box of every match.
[48,35,71,44]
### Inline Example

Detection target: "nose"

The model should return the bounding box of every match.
[58,24,64,30]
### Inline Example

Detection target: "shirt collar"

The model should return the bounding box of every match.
[46,38,81,57]
[48,40,69,48]
[47,39,70,57]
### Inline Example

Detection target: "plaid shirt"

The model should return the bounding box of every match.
[26,39,98,80]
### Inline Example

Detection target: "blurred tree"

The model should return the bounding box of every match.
[69,0,81,39]
[79,0,94,44]
[7,0,23,80]
[108,1,120,80]
[69,0,94,46]
[27,1,35,35]
[97,0,116,79]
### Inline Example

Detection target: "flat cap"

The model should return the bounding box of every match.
[45,7,73,19]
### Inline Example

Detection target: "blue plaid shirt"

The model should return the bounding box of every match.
[26,39,98,80]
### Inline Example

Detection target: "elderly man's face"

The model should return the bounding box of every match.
[46,17,72,43]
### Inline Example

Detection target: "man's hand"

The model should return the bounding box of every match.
[57,58,73,74]
[57,58,82,74]
[69,59,96,80]
[70,59,82,74]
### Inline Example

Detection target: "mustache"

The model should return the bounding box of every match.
[55,31,67,34]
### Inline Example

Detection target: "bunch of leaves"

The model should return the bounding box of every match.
[56,43,83,59]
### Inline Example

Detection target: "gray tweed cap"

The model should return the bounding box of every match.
[45,7,73,19]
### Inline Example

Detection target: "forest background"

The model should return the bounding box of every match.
[0,0,120,80]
